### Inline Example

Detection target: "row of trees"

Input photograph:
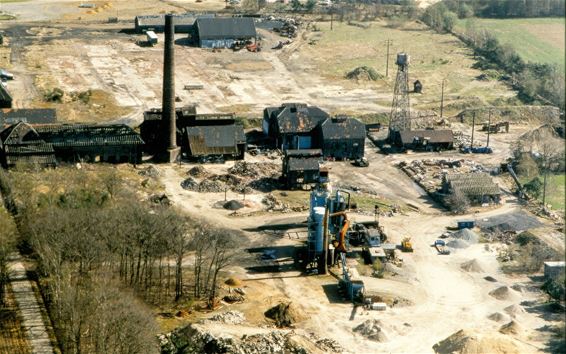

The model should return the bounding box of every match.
[422,4,565,111]
[442,0,565,19]
[1,167,239,353]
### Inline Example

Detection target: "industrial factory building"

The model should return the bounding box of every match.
[263,103,366,160]
[134,13,214,33]
[0,122,144,168]
[395,129,454,151]
[194,17,257,48]
[0,108,57,126]
[314,116,366,160]
[140,107,246,160]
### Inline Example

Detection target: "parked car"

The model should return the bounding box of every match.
[352,157,369,167]
[0,69,14,80]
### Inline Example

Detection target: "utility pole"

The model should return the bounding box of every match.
[330,6,333,31]
[542,162,548,208]
[471,111,475,149]
[486,109,491,148]
[440,78,445,120]
[385,39,392,77]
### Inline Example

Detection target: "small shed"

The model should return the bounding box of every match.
[413,80,422,93]
[544,261,565,281]
[195,17,257,48]
[397,129,454,151]
[282,149,322,189]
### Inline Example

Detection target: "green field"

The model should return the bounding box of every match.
[521,174,565,211]
[455,18,565,72]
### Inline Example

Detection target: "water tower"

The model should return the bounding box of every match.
[388,53,412,140]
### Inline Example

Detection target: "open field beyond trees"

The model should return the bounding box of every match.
[455,17,565,71]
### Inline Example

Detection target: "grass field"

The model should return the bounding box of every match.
[299,20,516,113]
[544,174,565,211]
[455,17,565,72]
[521,174,565,211]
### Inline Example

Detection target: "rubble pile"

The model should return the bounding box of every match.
[138,165,160,178]
[399,159,488,195]
[208,311,246,325]
[270,17,299,38]
[188,165,208,178]
[159,324,344,354]
[353,319,392,343]
[264,302,305,328]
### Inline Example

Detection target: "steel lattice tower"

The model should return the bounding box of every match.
[388,53,411,137]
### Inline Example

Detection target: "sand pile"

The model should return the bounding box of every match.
[488,312,509,322]
[433,329,519,354]
[353,319,391,342]
[264,302,306,328]
[503,304,526,318]
[460,259,485,272]
[489,286,521,301]
[499,320,524,335]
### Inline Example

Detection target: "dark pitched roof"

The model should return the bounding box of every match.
[0,85,12,104]
[287,157,320,171]
[34,124,144,147]
[196,17,257,40]
[186,124,245,155]
[274,103,329,134]
[285,149,322,157]
[0,122,40,145]
[0,108,57,125]
[320,117,366,140]
[399,129,453,145]
[135,14,198,27]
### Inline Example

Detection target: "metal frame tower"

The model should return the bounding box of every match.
[388,53,411,138]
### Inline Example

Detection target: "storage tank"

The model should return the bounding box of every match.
[313,206,326,254]
[396,52,410,66]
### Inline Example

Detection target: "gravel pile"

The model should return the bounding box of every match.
[460,259,484,272]
[159,324,344,354]
[209,311,246,325]
[447,239,470,249]
[353,319,392,343]
[452,229,479,243]
[489,286,521,301]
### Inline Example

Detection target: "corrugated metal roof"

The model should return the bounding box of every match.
[320,117,365,140]
[135,14,199,27]
[445,173,501,196]
[186,124,245,155]
[0,122,40,145]
[0,108,57,125]
[34,124,144,147]
[196,17,257,40]
[287,157,320,171]
[399,129,453,144]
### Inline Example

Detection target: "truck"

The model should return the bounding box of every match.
[146,31,158,46]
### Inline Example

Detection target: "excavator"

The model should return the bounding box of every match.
[401,237,413,252]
